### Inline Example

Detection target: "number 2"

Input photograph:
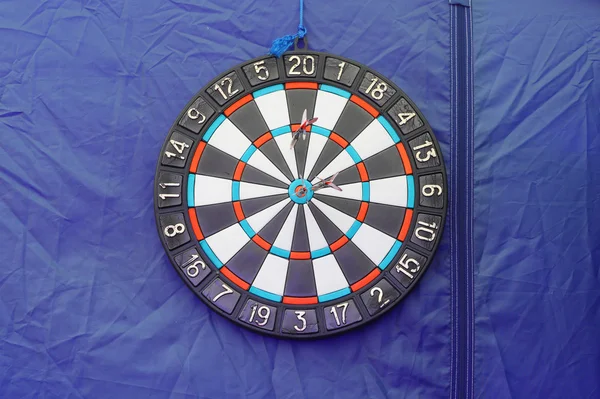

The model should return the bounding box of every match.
[213,77,239,100]
[370,287,390,308]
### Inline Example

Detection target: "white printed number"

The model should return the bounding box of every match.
[164,223,185,237]
[365,77,388,100]
[165,139,189,160]
[182,254,205,278]
[253,60,269,81]
[422,184,442,197]
[415,220,438,242]
[213,284,233,302]
[213,77,239,100]
[330,302,349,326]
[294,311,307,332]
[397,112,416,125]
[396,253,421,279]
[288,55,315,75]
[249,305,271,326]
[413,140,437,163]
[336,61,346,80]
[370,287,390,308]
[187,107,206,123]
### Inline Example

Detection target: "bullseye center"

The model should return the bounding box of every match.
[288,179,313,204]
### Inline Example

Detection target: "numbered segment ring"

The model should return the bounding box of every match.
[154,51,447,338]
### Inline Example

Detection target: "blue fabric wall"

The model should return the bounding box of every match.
[0,0,597,398]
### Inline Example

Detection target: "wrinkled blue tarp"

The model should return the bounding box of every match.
[0,0,598,398]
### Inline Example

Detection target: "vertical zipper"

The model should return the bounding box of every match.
[449,1,473,398]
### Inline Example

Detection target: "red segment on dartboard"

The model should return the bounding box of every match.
[398,209,414,241]
[190,141,206,173]
[350,94,379,117]
[283,296,318,305]
[254,132,272,148]
[224,94,252,116]
[285,82,318,90]
[396,143,413,175]
[221,266,250,290]
[188,208,204,240]
[351,268,381,292]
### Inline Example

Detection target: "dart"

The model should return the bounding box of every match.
[290,108,318,149]
[312,171,342,192]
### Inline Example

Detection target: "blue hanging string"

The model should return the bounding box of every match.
[269,0,306,57]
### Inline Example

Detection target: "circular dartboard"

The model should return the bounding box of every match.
[154,48,447,338]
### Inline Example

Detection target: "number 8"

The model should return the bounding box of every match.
[164,223,185,237]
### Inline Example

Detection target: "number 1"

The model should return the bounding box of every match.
[337,61,346,80]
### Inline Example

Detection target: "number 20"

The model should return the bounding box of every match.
[288,55,315,75]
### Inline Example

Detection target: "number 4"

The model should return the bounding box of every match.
[397,112,416,125]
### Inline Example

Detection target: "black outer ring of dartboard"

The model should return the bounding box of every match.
[153,46,448,339]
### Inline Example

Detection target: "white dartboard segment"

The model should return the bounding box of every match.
[351,223,397,265]
[254,90,290,130]
[247,149,291,184]
[206,118,251,159]
[273,133,299,179]
[313,255,349,296]
[350,119,396,160]
[313,90,348,130]
[245,198,291,234]
[303,133,328,178]
[272,204,298,251]
[311,150,355,184]
[311,198,355,234]
[251,254,289,296]
[193,175,232,206]
[313,182,363,202]
[204,223,250,264]
[303,205,330,251]
[369,176,408,207]
[239,182,288,200]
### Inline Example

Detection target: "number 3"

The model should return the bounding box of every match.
[294,311,307,332]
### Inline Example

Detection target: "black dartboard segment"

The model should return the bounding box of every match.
[154,49,447,339]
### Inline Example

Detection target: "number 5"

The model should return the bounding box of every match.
[253,60,269,81]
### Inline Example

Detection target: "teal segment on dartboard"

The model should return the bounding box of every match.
[311,247,331,258]
[311,125,331,137]
[378,116,401,143]
[200,240,222,268]
[249,286,282,302]
[239,219,256,238]
[240,145,257,163]
[379,240,403,270]
[345,145,362,164]
[253,84,284,98]
[318,287,351,302]
[187,174,195,207]
[288,179,313,204]
[319,84,351,99]
[406,175,415,208]
[270,246,291,258]
[362,182,370,201]
[346,220,362,239]
[272,126,291,137]
[203,114,225,141]
[232,181,240,201]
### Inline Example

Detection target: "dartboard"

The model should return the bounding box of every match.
[154,49,447,338]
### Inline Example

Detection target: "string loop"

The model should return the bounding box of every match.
[269,0,306,57]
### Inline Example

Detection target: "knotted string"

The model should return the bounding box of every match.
[269,0,306,57]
